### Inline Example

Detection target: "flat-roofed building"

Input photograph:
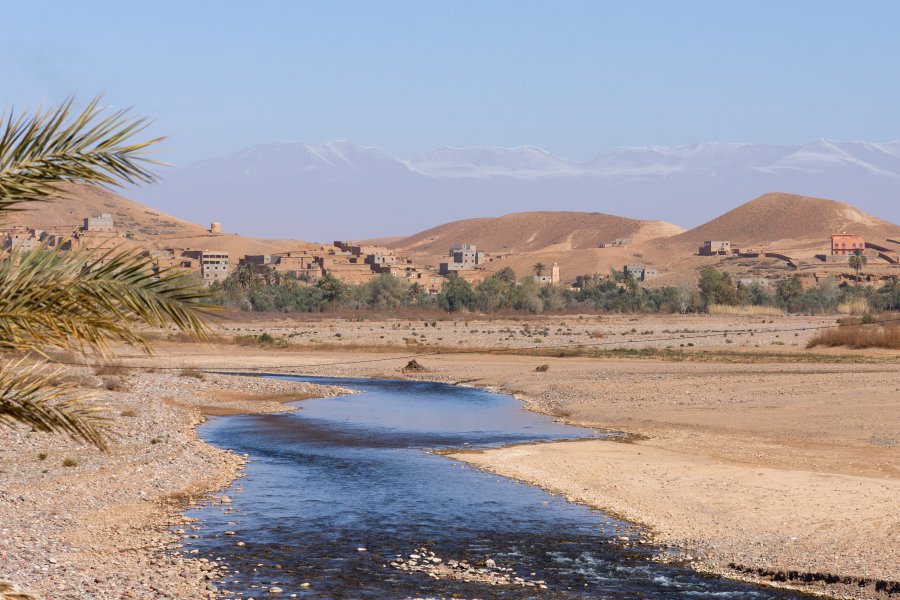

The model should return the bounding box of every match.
[699,240,731,256]
[200,251,230,284]
[84,213,115,232]
[831,232,865,256]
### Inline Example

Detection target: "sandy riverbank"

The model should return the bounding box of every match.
[0,370,349,600]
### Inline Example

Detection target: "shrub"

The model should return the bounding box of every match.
[535,364,550,372]
[62,458,78,467]
[120,409,138,417]
[38,452,47,461]
[179,367,205,379]
[807,314,900,349]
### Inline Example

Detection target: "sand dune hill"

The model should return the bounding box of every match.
[4,184,316,256]
[390,211,685,259]
[661,192,898,248]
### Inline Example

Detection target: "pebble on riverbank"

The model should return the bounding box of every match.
[0,370,352,599]
[389,547,548,589]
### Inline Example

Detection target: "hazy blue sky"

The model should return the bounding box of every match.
[4,0,900,164]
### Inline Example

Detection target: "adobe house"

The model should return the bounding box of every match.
[533,262,561,285]
[623,264,657,282]
[83,213,115,232]
[831,232,865,256]
[200,251,230,284]
[699,240,731,256]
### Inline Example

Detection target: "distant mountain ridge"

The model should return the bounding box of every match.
[129,139,900,240]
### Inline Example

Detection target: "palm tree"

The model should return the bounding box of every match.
[0,97,209,449]
[848,249,867,285]
[532,262,546,277]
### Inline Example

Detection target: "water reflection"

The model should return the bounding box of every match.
[184,376,805,599]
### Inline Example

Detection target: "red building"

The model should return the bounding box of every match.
[831,232,865,256]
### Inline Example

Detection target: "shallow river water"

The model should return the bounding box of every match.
[184,376,807,599]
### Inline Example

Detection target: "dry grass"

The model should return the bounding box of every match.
[807,315,900,349]
[837,298,870,315]
[708,304,784,316]
[178,367,205,379]
[292,340,894,364]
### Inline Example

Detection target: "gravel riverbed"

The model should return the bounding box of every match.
[0,370,349,600]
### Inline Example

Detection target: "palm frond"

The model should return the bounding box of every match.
[0,359,107,450]
[0,245,210,358]
[0,96,165,214]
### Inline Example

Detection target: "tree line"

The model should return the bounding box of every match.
[210,264,900,315]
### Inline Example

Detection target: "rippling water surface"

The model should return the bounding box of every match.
[184,376,806,599]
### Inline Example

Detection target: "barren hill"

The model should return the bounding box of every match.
[390,211,685,260]
[4,184,316,256]
[664,192,898,248]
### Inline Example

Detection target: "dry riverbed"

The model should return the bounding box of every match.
[0,370,349,600]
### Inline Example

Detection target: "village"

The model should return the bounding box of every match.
[2,212,898,299]
[0,213,565,293]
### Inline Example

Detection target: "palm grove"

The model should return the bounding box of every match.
[213,263,900,315]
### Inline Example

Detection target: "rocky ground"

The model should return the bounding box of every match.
[0,370,349,600]
[389,546,549,589]
[214,313,837,352]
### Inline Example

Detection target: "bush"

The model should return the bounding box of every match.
[38,452,47,461]
[535,364,550,372]
[62,458,78,467]
[807,315,900,349]
[179,367,205,379]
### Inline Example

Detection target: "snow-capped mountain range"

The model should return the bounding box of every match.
[130,140,900,240]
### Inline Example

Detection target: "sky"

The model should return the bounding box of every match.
[4,0,900,166]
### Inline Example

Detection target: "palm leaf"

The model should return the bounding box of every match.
[0,96,205,449]
[0,96,165,214]
[0,245,210,357]
[0,359,107,450]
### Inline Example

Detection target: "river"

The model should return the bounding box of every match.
[183,376,807,599]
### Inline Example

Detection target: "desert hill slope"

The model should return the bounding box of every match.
[660,192,898,249]
[4,184,317,256]
[390,211,685,258]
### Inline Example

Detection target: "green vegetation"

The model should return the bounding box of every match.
[0,97,210,448]
[211,265,900,317]
[848,249,867,284]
